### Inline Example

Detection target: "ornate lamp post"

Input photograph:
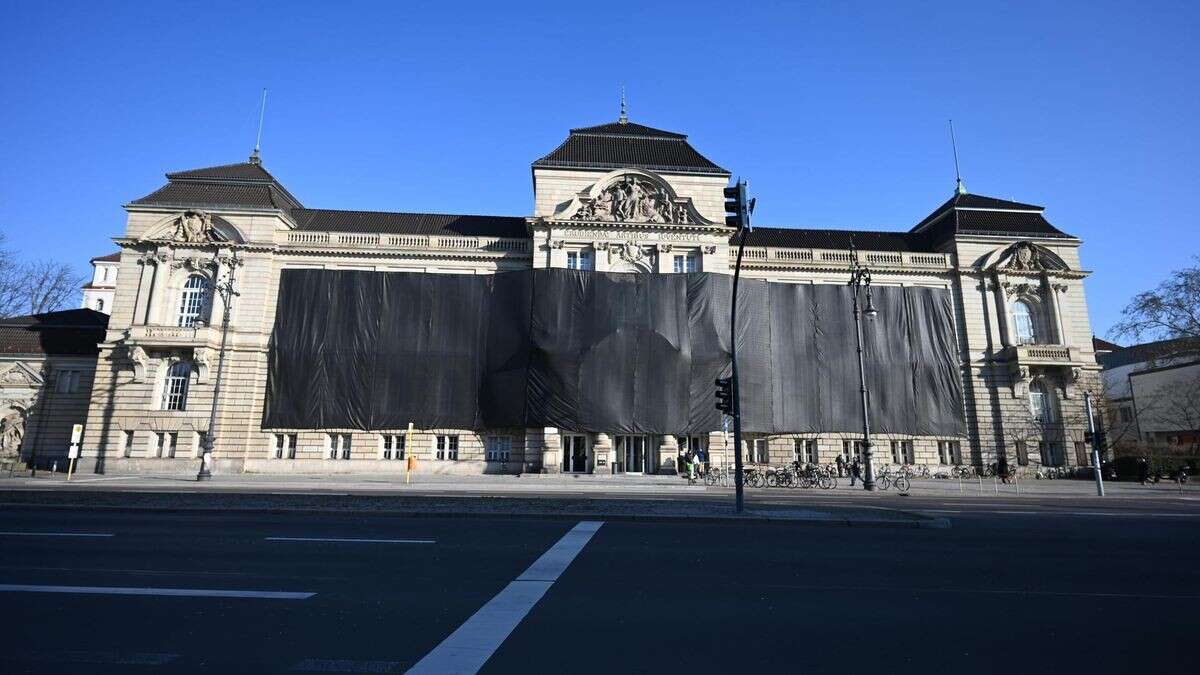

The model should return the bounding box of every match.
[848,244,879,491]
[196,249,241,481]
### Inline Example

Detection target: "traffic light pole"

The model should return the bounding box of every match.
[1084,391,1105,497]
[730,223,750,514]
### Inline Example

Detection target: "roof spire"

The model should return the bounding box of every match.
[249,88,268,165]
[948,119,966,195]
[619,85,628,124]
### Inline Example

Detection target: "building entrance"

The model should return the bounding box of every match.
[562,434,588,473]
[616,435,651,474]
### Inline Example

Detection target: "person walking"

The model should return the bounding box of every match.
[850,458,862,487]
[836,454,846,478]
[1139,456,1150,486]
[685,450,697,485]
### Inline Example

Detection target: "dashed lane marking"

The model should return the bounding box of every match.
[0,584,315,599]
[0,531,113,538]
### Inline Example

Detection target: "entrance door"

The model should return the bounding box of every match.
[616,435,649,474]
[562,434,588,473]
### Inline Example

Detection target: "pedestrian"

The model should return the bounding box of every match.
[997,453,1011,484]
[1139,457,1150,486]
[836,454,846,478]
[850,458,862,486]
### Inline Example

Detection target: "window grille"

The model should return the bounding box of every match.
[382,434,406,460]
[485,436,511,462]
[436,434,459,461]
[161,361,191,411]
[177,275,212,327]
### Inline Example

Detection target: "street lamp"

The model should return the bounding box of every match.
[196,249,241,481]
[848,243,878,491]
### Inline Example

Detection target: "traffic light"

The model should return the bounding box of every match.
[724,180,755,231]
[715,377,733,414]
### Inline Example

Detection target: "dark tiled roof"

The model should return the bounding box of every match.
[290,208,528,238]
[91,252,122,263]
[750,227,930,252]
[166,162,277,181]
[0,309,108,356]
[1097,337,1200,369]
[911,191,1072,241]
[1092,336,1122,353]
[132,182,299,209]
[534,119,728,175]
[131,160,303,210]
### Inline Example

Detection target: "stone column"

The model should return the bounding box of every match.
[1047,282,1069,345]
[538,427,562,473]
[656,244,675,273]
[658,434,678,474]
[593,433,613,475]
[995,276,1015,348]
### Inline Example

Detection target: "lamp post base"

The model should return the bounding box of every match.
[196,450,213,481]
[862,480,876,491]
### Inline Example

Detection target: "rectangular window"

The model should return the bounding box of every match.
[750,438,769,464]
[161,362,191,411]
[196,431,207,458]
[1119,407,1133,423]
[672,253,698,273]
[1074,441,1089,465]
[436,434,459,461]
[166,432,177,459]
[890,440,914,465]
[842,440,866,464]
[485,436,512,462]
[794,439,818,465]
[566,251,593,271]
[327,433,351,460]
[121,430,135,458]
[274,433,297,459]
[938,440,962,465]
[1015,440,1029,466]
[1039,442,1063,467]
[154,432,166,458]
[381,434,406,460]
[55,370,81,394]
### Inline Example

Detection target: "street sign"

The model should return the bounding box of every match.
[70,424,83,444]
[68,444,80,459]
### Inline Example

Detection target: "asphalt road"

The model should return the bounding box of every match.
[3,505,1197,674]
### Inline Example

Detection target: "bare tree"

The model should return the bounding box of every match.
[1111,257,1200,355]
[0,231,85,318]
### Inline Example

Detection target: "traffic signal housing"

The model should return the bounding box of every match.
[724,180,754,231]
[715,377,733,414]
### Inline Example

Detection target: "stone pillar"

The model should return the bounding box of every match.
[538,427,562,473]
[995,277,1015,348]
[658,434,678,474]
[656,244,675,273]
[593,433,613,474]
[1047,282,1068,345]
[707,431,728,467]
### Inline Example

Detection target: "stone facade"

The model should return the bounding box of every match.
[73,118,1104,478]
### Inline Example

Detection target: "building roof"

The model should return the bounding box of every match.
[130,160,303,210]
[1097,336,1200,369]
[533,119,729,175]
[0,309,108,356]
[910,191,1073,240]
[750,227,931,252]
[1092,336,1122,353]
[90,252,122,263]
[290,209,528,238]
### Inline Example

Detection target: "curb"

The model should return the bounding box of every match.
[0,501,950,530]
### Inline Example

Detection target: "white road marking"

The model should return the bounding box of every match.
[0,584,314,599]
[0,531,113,538]
[265,536,435,544]
[407,520,604,675]
[291,657,402,672]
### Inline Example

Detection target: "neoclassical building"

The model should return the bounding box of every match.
[71,115,1104,476]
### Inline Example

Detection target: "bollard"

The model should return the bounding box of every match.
[1015,472,1020,495]
[978,475,983,494]
[958,475,963,493]
[994,475,999,494]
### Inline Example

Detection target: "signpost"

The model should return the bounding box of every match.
[66,424,83,481]
[405,421,416,484]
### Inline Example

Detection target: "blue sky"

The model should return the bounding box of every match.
[2,1,1197,338]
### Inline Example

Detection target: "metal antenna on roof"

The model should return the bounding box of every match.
[949,119,966,195]
[619,85,628,124]
[249,88,268,165]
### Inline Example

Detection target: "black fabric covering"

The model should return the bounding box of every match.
[264,269,965,436]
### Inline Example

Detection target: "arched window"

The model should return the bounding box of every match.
[177,275,212,327]
[1011,299,1038,345]
[161,361,192,411]
[1028,380,1054,424]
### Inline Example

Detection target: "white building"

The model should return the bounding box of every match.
[80,252,120,314]
[69,115,1105,477]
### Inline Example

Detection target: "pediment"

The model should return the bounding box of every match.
[982,241,1069,272]
[0,362,43,388]
[140,210,244,244]
[552,169,714,227]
